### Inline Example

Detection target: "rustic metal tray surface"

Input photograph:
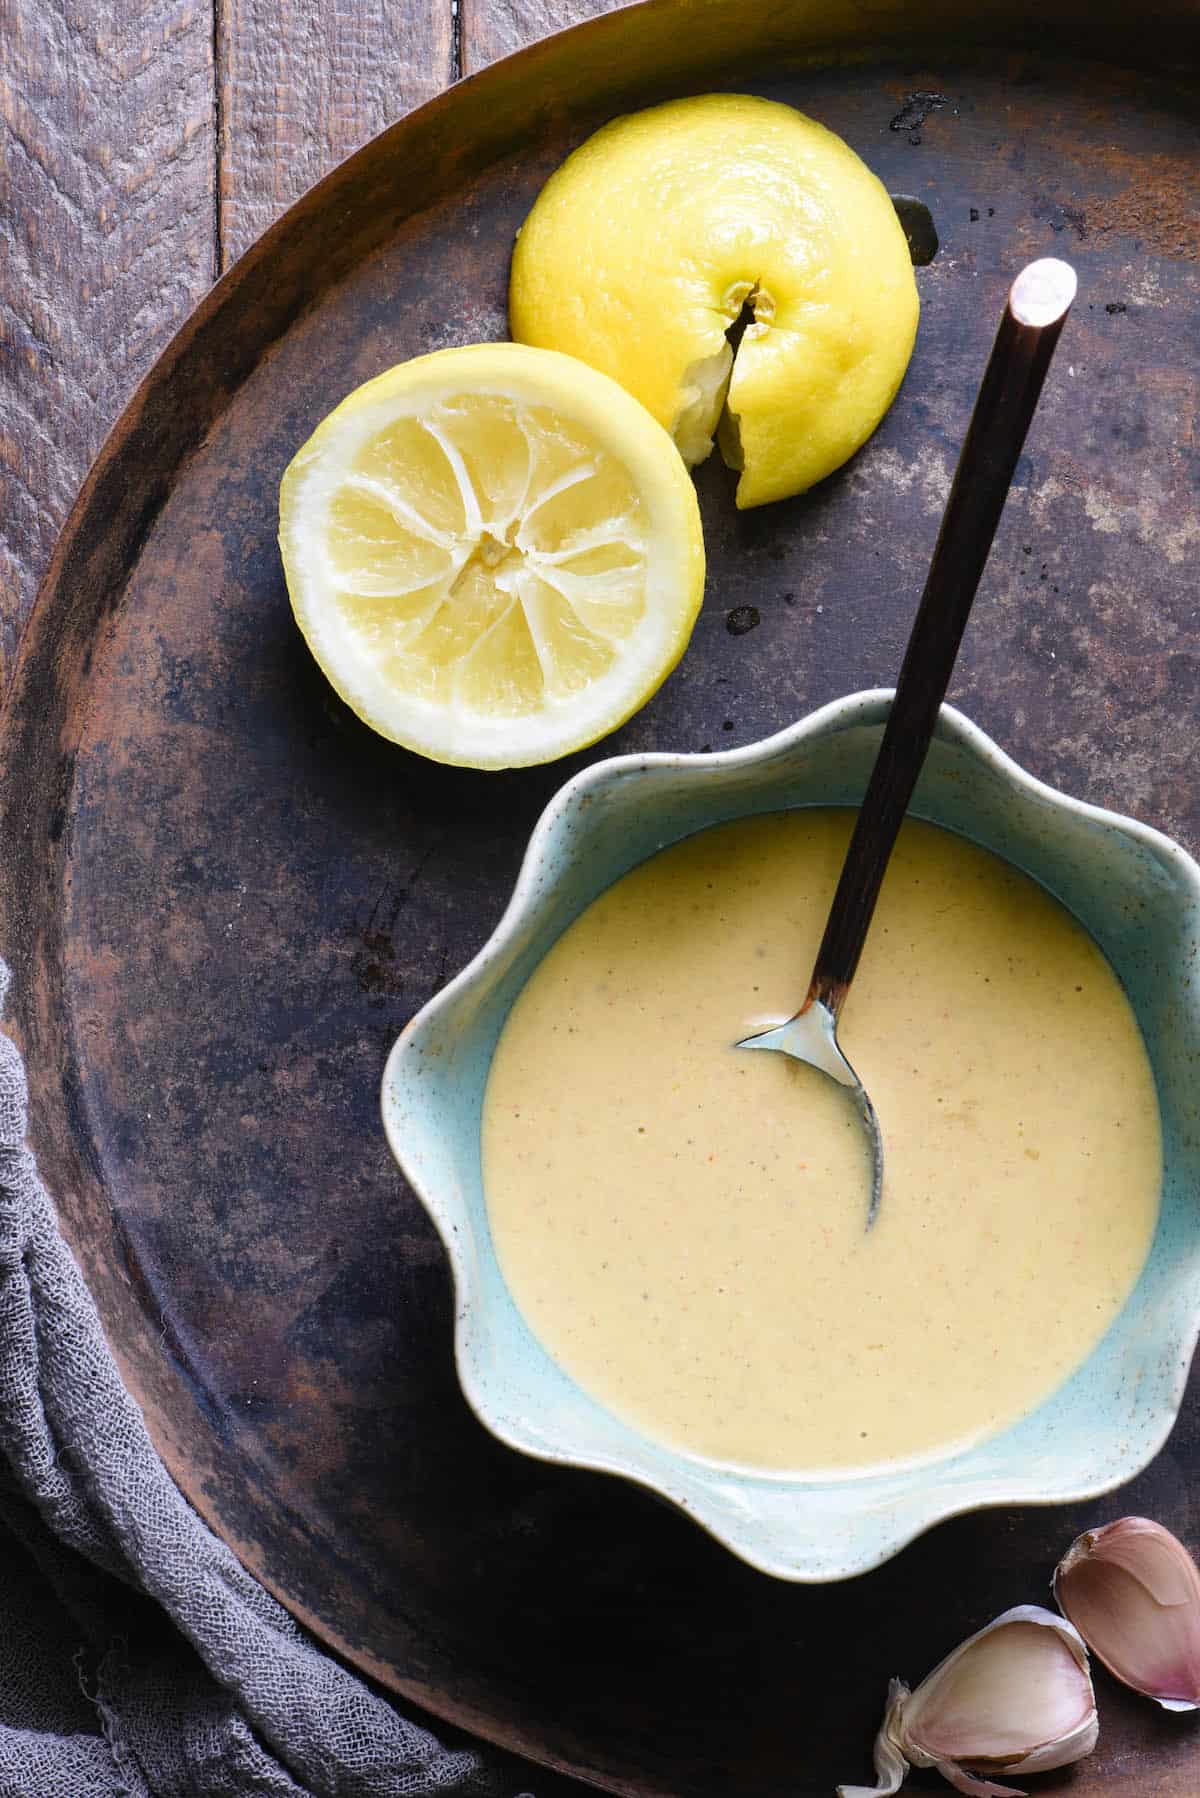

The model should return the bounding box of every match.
[3,3,1199,1792]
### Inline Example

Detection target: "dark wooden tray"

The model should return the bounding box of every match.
[3,3,1199,1792]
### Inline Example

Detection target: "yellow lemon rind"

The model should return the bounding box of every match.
[509,93,919,511]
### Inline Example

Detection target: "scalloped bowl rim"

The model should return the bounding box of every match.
[382,690,1200,1581]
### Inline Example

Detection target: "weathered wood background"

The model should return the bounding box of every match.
[0,0,617,679]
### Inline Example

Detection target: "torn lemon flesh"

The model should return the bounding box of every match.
[278,343,705,769]
[509,93,919,508]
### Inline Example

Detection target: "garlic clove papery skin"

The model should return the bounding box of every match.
[837,1680,911,1798]
[836,1606,1098,1798]
[1055,1516,1200,1712]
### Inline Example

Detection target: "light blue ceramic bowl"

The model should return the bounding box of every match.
[381,691,1200,1581]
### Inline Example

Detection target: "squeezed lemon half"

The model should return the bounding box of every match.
[510,93,920,508]
[278,343,705,768]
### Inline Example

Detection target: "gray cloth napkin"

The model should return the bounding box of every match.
[0,963,518,1798]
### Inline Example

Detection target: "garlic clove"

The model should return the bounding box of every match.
[1054,1516,1200,1712]
[837,1606,1098,1798]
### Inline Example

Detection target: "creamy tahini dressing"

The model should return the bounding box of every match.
[481,811,1161,1472]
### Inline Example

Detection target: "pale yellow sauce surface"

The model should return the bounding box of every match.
[481,812,1161,1472]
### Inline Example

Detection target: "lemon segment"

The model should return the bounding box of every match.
[509,93,919,509]
[278,344,705,768]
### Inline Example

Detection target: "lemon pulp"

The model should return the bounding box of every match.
[510,93,920,508]
[279,344,705,768]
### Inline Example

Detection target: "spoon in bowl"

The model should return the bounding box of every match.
[737,257,1078,1227]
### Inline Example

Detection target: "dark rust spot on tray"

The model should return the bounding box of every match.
[889,89,947,133]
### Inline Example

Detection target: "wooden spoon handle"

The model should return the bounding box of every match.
[806,258,1077,1018]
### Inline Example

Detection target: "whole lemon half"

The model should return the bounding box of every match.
[278,343,705,769]
[510,93,919,509]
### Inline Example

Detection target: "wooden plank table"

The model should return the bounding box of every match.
[0,0,616,678]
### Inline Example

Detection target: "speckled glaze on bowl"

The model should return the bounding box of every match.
[381,691,1200,1581]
